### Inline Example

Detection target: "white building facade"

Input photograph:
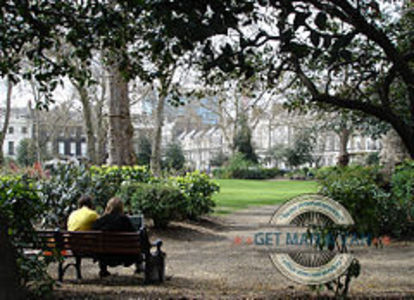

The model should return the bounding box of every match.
[0,107,32,160]
[177,111,383,171]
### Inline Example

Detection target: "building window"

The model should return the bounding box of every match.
[22,127,28,134]
[46,142,53,153]
[8,127,14,134]
[58,142,65,155]
[8,141,14,155]
[70,142,76,156]
[81,143,87,156]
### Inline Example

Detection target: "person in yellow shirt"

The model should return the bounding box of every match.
[67,195,99,231]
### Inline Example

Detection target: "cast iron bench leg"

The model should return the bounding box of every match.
[58,261,64,282]
[75,256,82,280]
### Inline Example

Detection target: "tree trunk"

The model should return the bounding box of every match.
[392,123,414,160]
[96,90,107,165]
[77,84,97,164]
[380,129,410,174]
[29,81,43,162]
[337,128,351,167]
[0,80,12,166]
[150,90,166,176]
[217,99,233,154]
[108,67,136,166]
[232,96,239,154]
[0,213,22,299]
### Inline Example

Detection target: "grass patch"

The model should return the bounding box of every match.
[213,179,318,214]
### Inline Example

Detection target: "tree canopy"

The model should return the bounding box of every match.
[1,0,414,157]
[148,0,414,157]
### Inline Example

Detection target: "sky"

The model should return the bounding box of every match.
[0,78,82,111]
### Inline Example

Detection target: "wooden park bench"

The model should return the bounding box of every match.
[22,227,165,284]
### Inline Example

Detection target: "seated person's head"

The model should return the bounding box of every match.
[78,195,93,209]
[105,197,124,215]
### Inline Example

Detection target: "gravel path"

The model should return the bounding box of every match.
[53,205,414,299]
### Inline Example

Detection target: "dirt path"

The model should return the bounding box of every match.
[53,205,414,299]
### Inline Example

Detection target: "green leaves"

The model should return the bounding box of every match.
[120,171,219,226]
[317,164,414,238]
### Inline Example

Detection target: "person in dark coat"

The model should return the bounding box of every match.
[92,197,137,277]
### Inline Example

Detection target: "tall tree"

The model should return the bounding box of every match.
[200,75,272,154]
[95,69,109,165]
[137,135,152,166]
[233,113,258,163]
[70,79,97,164]
[108,66,136,165]
[0,79,12,166]
[285,128,316,168]
[150,67,178,175]
[164,142,185,171]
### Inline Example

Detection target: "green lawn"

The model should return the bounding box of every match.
[213,179,319,214]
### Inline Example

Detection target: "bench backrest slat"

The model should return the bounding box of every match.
[33,230,144,256]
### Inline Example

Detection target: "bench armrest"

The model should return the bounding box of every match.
[151,239,163,252]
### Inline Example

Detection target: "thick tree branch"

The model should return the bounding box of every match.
[326,0,414,85]
[293,57,404,131]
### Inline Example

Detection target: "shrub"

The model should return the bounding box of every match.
[210,151,229,167]
[212,167,228,179]
[16,138,37,167]
[390,160,414,236]
[163,142,185,171]
[233,114,258,163]
[136,135,152,166]
[261,167,284,179]
[318,166,389,236]
[214,153,283,180]
[90,165,151,187]
[0,175,54,297]
[365,152,380,166]
[40,164,152,228]
[89,165,152,208]
[41,163,95,228]
[286,167,317,180]
[130,183,185,228]
[315,166,337,181]
[170,171,219,220]
[120,171,219,223]
[317,165,414,238]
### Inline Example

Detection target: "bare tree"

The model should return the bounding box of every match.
[199,77,272,154]
[70,78,97,164]
[150,67,177,176]
[94,69,109,165]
